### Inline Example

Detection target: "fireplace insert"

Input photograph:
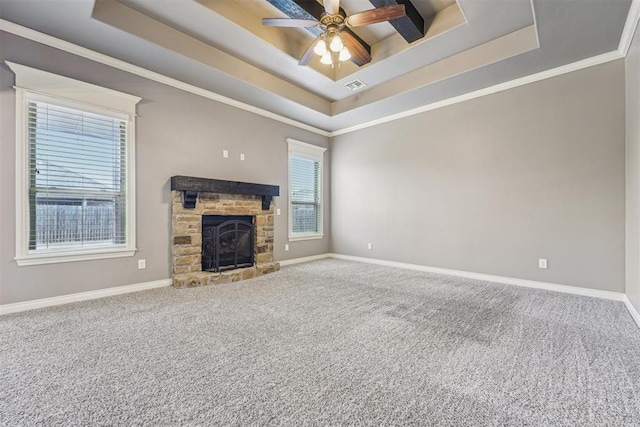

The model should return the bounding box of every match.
[202,215,254,272]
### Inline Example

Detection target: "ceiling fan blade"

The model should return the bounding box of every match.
[262,18,319,27]
[346,5,406,27]
[323,0,340,15]
[342,31,371,65]
[299,35,322,66]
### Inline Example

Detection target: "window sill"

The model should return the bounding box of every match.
[15,247,137,266]
[288,234,324,242]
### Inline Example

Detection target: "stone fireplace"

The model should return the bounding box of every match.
[170,176,280,288]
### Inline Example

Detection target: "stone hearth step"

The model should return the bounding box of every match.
[172,262,280,288]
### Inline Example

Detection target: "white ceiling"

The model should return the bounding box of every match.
[0,0,634,133]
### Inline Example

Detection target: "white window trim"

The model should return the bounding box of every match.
[7,61,141,266]
[286,138,326,242]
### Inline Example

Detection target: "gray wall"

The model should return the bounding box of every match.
[0,32,330,305]
[331,60,625,292]
[0,30,630,305]
[626,23,640,310]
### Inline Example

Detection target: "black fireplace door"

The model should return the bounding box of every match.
[202,216,254,272]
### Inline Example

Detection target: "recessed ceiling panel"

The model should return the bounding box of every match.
[111,0,536,105]
[0,0,631,133]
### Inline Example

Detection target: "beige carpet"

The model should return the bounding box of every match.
[1,259,639,425]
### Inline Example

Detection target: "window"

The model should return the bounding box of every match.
[287,138,326,240]
[9,62,141,266]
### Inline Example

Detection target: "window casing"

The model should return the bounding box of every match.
[287,138,326,241]
[9,62,141,266]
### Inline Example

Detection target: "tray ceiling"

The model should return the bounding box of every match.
[0,0,633,133]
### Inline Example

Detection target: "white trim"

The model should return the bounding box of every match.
[619,1,640,331]
[288,234,324,242]
[14,86,28,267]
[328,254,626,301]
[331,51,623,136]
[6,61,141,112]
[1,5,637,137]
[287,139,326,241]
[0,279,171,315]
[15,248,136,266]
[623,296,640,328]
[529,0,540,53]
[8,64,139,266]
[5,255,638,327]
[0,18,631,138]
[22,90,131,120]
[619,0,640,57]
[289,254,640,326]
[278,253,332,266]
[286,138,327,160]
[0,19,331,137]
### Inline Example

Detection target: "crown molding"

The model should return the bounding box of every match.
[1,1,637,139]
[331,50,623,136]
[331,0,636,136]
[0,19,332,137]
[619,0,640,57]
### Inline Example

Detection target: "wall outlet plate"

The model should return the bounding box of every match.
[138,259,146,269]
[223,149,229,158]
[276,208,281,216]
[285,244,289,251]
[368,243,373,250]
[539,258,548,269]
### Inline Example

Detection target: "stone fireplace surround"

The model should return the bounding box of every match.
[170,176,280,288]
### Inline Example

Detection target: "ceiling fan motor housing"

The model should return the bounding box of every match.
[319,8,347,31]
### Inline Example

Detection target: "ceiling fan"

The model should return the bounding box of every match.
[262,0,405,67]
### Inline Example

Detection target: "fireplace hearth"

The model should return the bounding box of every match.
[170,176,280,288]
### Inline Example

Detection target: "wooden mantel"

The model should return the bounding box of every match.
[170,176,280,210]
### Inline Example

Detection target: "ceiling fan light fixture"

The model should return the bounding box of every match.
[314,39,327,56]
[339,47,351,61]
[329,33,344,53]
[264,0,407,68]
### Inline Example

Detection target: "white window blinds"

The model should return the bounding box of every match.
[290,155,320,234]
[27,99,128,252]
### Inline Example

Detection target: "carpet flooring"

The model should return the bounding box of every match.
[1,259,640,426]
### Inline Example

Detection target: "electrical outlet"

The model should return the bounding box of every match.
[240,153,245,161]
[223,149,229,158]
[138,259,146,269]
[368,243,373,250]
[285,244,289,251]
[539,258,548,269]
[276,208,281,216]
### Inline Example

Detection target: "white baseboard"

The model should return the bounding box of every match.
[333,252,637,328]
[278,253,332,266]
[4,255,638,328]
[328,253,626,301]
[623,296,640,328]
[0,278,172,315]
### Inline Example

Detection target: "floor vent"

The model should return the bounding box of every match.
[344,79,367,91]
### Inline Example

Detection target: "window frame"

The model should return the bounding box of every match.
[8,62,141,266]
[286,138,326,242]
